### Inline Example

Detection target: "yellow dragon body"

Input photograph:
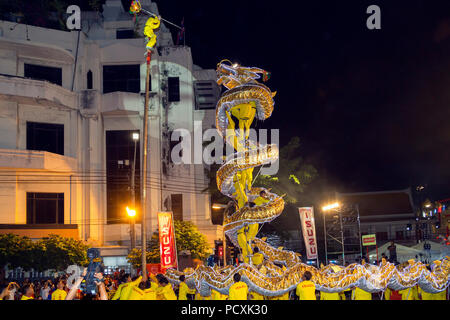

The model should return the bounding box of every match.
[166,60,450,297]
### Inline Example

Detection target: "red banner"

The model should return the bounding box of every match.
[298,207,318,260]
[157,211,178,270]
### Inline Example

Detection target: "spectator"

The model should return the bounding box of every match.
[387,241,397,262]
[20,284,34,300]
[51,280,67,300]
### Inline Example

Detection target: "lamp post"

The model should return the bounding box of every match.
[212,203,227,266]
[126,206,136,250]
[129,132,139,250]
[322,202,345,265]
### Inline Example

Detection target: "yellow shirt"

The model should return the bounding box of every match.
[399,287,418,300]
[111,276,142,300]
[229,281,248,300]
[128,286,145,300]
[195,292,211,300]
[178,282,196,300]
[143,282,158,300]
[320,291,340,300]
[252,252,264,265]
[296,280,316,300]
[51,289,67,300]
[250,291,264,300]
[21,295,33,300]
[156,284,177,300]
[353,287,372,300]
[211,289,227,300]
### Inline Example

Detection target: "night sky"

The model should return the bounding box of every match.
[139,1,450,200]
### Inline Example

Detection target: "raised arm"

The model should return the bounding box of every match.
[66,268,87,300]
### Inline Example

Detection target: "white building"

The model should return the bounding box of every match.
[0,0,221,270]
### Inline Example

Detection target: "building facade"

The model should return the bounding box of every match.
[0,0,222,270]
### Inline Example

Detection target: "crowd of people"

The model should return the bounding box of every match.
[0,265,447,300]
[0,241,447,300]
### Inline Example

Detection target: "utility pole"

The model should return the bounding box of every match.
[130,132,139,249]
[141,51,151,281]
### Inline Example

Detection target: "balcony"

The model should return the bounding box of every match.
[0,74,77,110]
[101,91,144,115]
[0,149,77,171]
[0,224,78,240]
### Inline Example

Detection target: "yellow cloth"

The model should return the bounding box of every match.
[250,291,264,300]
[229,281,248,300]
[195,292,211,300]
[434,290,446,300]
[21,295,33,300]
[320,291,340,300]
[353,287,372,300]
[252,252,264,266]
[156,284,177,300]
[211,289,227,300]
[111,276,142,300]
[51,289,67,300]
[399,286,418,300]
[128,285,145,300]
[178,282,196,300]
[296,280,316,300]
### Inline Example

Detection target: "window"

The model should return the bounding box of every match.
[103,65,141,94]
[106,130,141,224]
[24,64,62,86]
[116,29,135,39]
[171,194,183,221]
[87,70,93,89]
[27,122,64,155]
[27,193,64,224]
[194,80,220,109]
[168,77,180,102]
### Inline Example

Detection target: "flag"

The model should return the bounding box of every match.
[298,207,318,260]
[158,211,178,270]
[176,17,185,45]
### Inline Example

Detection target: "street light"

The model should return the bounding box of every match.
[130,132,139,251]
[212,203,228,266]
[322,202,345,265]
[126,206,136,249]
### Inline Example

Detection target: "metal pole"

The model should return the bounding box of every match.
[339,211,345,265]
[323,211,328,265]
[130,138,137,250]
[223,227,227,266]
[141,51,151,281]
[356,204,362,259]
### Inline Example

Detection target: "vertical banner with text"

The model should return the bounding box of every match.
[157,211,178,270]
[298,207,318,260]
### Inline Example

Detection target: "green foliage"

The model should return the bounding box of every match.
[39,234,89,271]
[127,220,211,268]
[256,136,318,203]
[0,233,89,272]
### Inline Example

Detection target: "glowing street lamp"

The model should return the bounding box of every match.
[127,206,136,250]
[322,202,340,211]
[126,206,136,217]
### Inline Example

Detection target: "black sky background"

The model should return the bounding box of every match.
[127,0,450,200]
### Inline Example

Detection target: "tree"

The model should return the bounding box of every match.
[0,233,89,273]
[127,220,211,268]
[39,234,89,271]
[255,136,318,204]
[0,233,35,271]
